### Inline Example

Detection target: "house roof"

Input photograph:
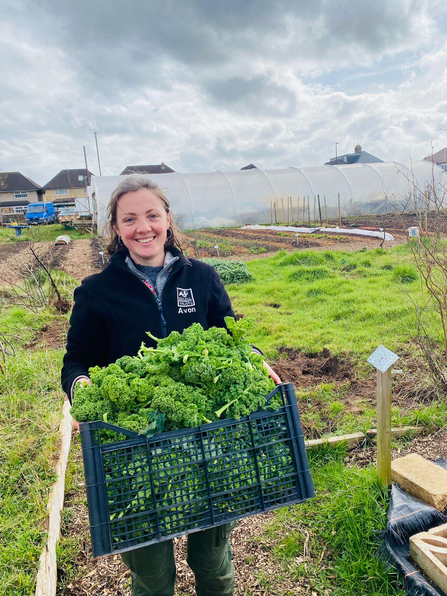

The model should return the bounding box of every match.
[0,171,43,193]
[325,150,383,165]
[424,148,447,164]
[120,164,175,175]
[241,164,258,170]
[43,169,94,190]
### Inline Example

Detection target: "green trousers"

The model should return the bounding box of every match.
[121,522,236,596]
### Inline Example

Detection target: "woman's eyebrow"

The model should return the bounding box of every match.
[118,208,159,217]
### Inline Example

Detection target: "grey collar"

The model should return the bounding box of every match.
[125,251,179,282]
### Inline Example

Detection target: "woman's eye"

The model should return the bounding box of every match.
[150,214,159,219]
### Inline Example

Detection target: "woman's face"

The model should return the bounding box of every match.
[114,188,171,267]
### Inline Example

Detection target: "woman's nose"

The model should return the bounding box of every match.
[136,218,152,232]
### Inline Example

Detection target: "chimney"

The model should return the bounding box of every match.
[354,145,362,154]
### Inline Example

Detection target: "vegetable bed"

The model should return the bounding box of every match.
[80,382,314,557]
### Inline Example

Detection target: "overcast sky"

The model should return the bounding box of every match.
[1,0,447,185]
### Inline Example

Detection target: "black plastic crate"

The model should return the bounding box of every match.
[79,382,315,557]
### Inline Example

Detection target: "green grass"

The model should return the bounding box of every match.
[262,446,405,595]
[228,247,423,357]
[0,306,65,595]
[0,224,95,243]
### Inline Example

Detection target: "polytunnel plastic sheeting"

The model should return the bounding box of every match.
[223,169,274,225]
[299,166,352,217]
[370,162,416,211]
[176,171,238,228]
[336,163,387,215]
[412,160,447,208]
[90,161,447,236]
[263,168,314,218]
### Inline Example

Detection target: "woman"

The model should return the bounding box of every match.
[62,177,280,596]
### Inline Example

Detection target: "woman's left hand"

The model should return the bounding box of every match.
[263,361,282,384]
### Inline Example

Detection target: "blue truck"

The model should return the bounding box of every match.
[26,202,57,225]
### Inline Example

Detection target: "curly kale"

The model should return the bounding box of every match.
[71,382,117,423]
[71,317,276,434]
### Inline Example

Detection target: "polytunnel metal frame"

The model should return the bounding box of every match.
[216,170,237,219]
[289,166,315,198]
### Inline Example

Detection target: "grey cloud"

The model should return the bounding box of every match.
[203,77,298,117]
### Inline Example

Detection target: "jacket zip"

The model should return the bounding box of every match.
[124,255,191,338]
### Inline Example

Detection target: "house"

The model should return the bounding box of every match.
[43,169,94,208]
[325,145,383,165]
[0,171,44,212]
[120,163,175,175]
[240,164,258,170]
[423,148,447,172]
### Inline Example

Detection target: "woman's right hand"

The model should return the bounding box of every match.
[71,377,92,430]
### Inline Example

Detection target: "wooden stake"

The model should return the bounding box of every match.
[274,201,278,224]
[297,196,300,224]
[338,192,341,226]
[376,368,392,486]
[324,195,328,225]
[287,197,290,223]
[307,196,310,223]
[313,195,316,222]
[281,198,286,222]
[317,194,322,225]
[289,197,293,223]
[302,196,306,222]
[271,201,273,225]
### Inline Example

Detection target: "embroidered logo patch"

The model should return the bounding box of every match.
[177,288,195,308]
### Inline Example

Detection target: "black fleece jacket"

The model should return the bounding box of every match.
[61,247,235,399]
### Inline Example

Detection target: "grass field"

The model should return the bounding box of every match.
[0,307,65,595]
[2,240,444,594]
[229,245,422,357]
[0,224,94,243]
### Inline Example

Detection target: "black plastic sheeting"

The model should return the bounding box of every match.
[384,459,447,596]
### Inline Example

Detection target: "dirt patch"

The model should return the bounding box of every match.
[0,241,61,287]
[62,239,104,283]
[182,226,406,260]
[271,347,437,438]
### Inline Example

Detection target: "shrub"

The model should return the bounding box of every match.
[201,258,254,284]
[391,265,418,284]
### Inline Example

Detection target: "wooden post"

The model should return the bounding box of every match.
[274,201,278,224]
[317,194,322,225]
[302,196,305,222]
[297,196,300,224]
[313,195,316,222]
[307,196,310,223]
[338,192,341,226]
[287,197,290,223]
[270,201,273,225]
[281,198,286,222]
[289,197,293,223]
[377,368,392,486]
[324,195,328,225]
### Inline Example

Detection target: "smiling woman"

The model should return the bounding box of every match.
[62,176,280,596]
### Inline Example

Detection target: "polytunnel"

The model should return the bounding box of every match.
[89,161,447,236]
